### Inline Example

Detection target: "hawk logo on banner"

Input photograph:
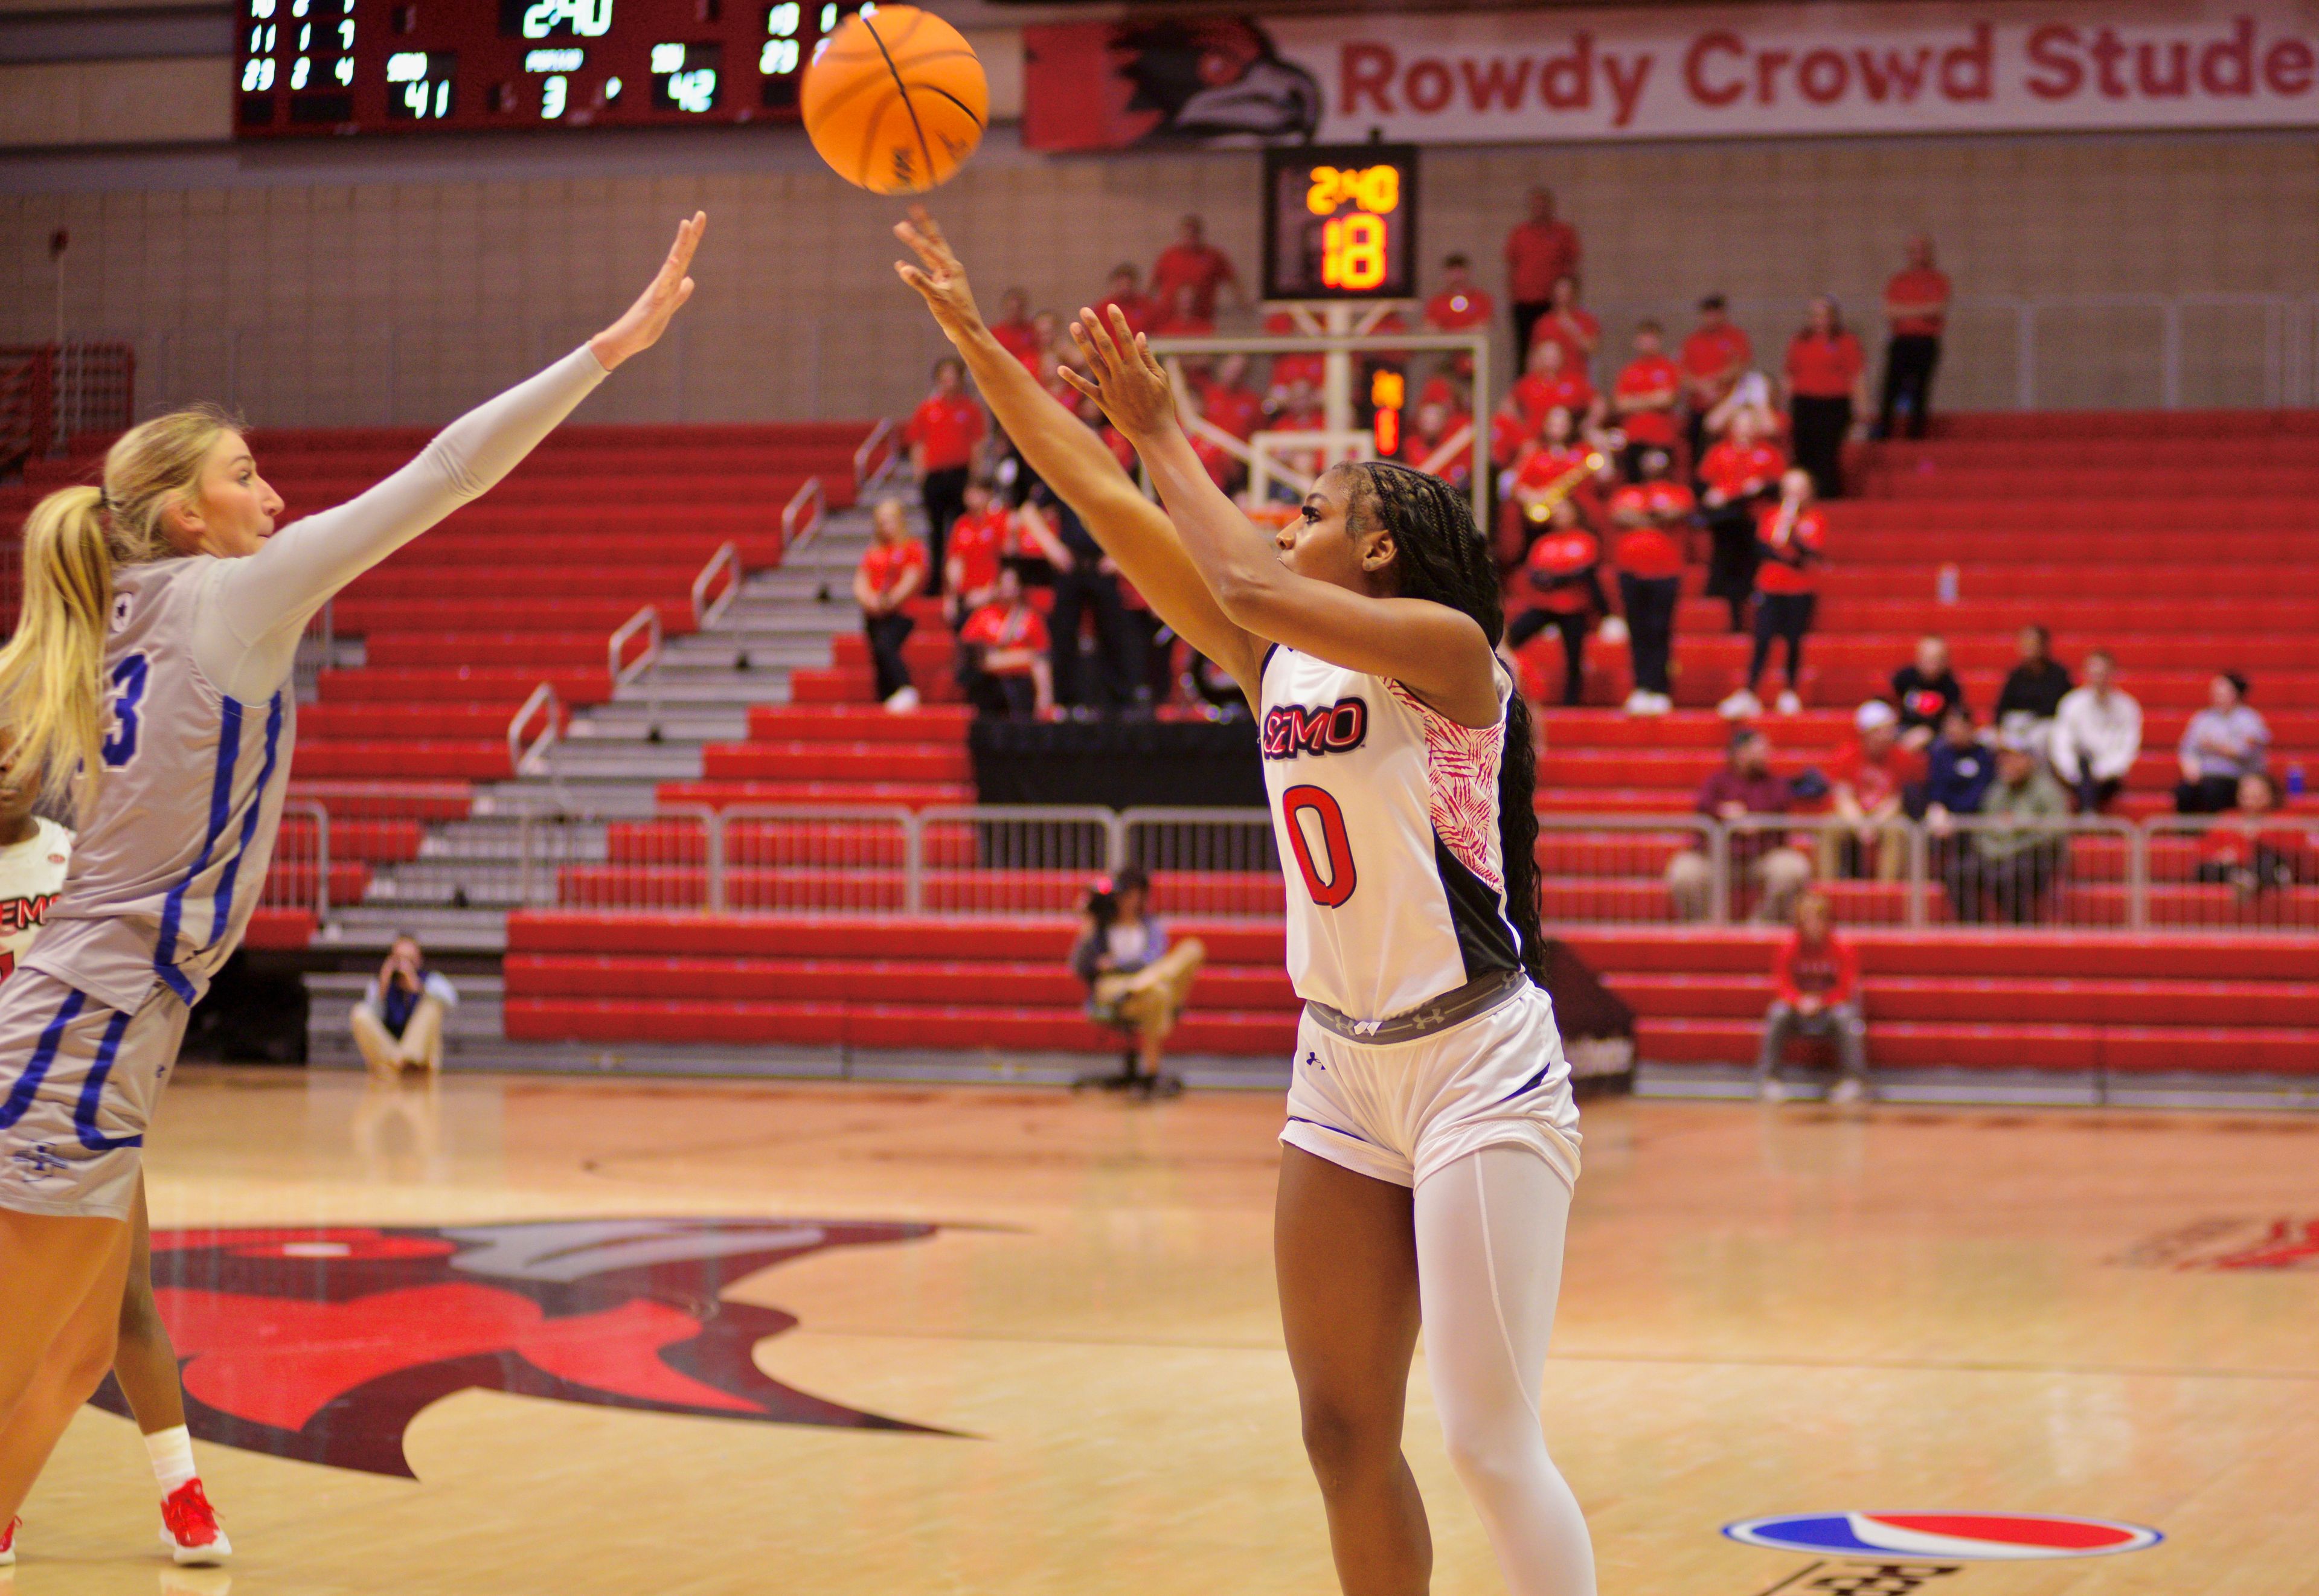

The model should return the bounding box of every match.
[92,1219,948,1477]
[1024,20,1319,151]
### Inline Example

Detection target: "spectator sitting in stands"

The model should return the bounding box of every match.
[1608,320,1683,481]
[2176,670,2270,813]
[1506,499,1606,708]
[1408,399,1475,487]
[350,934,458,1077]
[1424,252,1495,374]
[1891,634,1966,752]
[2196,773,2308,901]
[1150,281,1214,339]
[942,477,1011,625]
[1151,213,1242,321]
[1506,406,1608,560]
[855,497,927,712]
[1995,623,2072,755]
[1070,868,1206,1099]
[1417,356,1468,412]
[1946,734,2069,925]
[2050,647,2141,813]
[1698,406,1784,633]
[956,565,1053,720]
[1919,705,1995,827]
[1503,337,1602,443]
[1821,699,1919,882]
[1755,893,1869,1106]
[1681,293,1754,460]
[1098,263,1156,336]
[989,288,1039,362]
[1668,728,1814,922]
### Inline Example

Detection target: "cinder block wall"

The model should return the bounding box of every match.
[4,127,2312,428]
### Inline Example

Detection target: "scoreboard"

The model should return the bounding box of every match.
[1260,144,1421,303]
[234,0,866,138]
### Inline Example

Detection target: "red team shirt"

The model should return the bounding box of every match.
[946,508,1012,595]
[1504,219,1582,303]
[990,318,1040,362]
[1265,312,1327,391]
[1681,324,1754,389]
[1612,354,1684,447]
[1829,738,1923,812]
[1773,931,1859,1007]
[1527,306,1602,369]
[904,394,986,471]
[1609,484,1689,579]
[859,538,928,603]
[960,601,1050,667]
[1200,380,1264,441]
[1425,287,1495,332]
[1786,331,1865,399]
[1700,439,1786,501]
[1754,503,1827,594]
[1885,267,1952,338]
[1152,243,1237,319]
[1515,444,1597,497]
[1524,528,1601,615]
[1511,370,1596,433]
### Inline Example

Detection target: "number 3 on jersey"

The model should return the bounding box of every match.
[1281,785,1358,907]
[101,652,150,769]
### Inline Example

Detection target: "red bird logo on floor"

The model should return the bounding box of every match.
[89,1218,946,1477]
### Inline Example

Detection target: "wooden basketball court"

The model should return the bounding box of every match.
[16,1069,2318,1595]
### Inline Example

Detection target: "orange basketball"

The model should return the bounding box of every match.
[802,7,986,195]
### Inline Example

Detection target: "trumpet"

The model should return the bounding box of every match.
[1523,450,1608,522]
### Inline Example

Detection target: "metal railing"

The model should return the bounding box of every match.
[691,539,741,627]
[267,799,334,926]
[1544,813,1729,926]
[508,681,562,778]
[781,475,826,555]
[2142,815,2319,934]
[853,418,897,493]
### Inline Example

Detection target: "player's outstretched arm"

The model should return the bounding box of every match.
[1065,307,1498,728]
[893,207,1265,700]
[199,213,707,701]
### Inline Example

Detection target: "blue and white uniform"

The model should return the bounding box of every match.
[1259,643,1581,1191]
[0,345,608,1219]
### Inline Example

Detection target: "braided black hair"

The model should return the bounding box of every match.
[1338,460,1548,984]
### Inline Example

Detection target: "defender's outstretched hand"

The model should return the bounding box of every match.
[590,211,706,370]
[894,206,987,345]
[1060,306,1179,443]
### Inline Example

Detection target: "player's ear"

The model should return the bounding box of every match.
[1358,527,1396,574]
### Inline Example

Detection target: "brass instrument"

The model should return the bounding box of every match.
[1524,449,1607,523]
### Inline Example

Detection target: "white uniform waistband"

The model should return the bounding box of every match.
[1302,967,1529,1046]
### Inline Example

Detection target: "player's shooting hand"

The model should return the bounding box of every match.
[894,207,986,345]
[591,211,705,370]
[1060,306,1178,443]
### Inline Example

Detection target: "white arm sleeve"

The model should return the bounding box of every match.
[195,343,611,702]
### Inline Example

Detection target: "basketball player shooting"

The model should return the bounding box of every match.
[0,213,705,1562]
[896,208,1596,1596]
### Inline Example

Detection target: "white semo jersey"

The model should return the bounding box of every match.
[1258,644,1524,1022]
[0,817,72,979]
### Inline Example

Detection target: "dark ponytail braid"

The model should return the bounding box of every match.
[1341,461,1548,984]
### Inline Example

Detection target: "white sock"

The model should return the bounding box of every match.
[144,1425,198,1496]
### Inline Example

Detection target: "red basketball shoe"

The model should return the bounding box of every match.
[1,1512,18,1566]
[158,1480,231,1566]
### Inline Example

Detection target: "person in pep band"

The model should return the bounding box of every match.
[0,212,704,1558]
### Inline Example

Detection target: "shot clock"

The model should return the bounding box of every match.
[236,0,864,136]
[1261,144,1420,303]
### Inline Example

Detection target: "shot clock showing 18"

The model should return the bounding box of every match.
[802,5,986,194]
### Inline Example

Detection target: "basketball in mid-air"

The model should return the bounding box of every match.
[803,7,986,194]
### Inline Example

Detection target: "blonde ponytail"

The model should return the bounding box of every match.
[0,403,236,816]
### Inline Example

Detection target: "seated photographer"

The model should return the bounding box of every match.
[350,934,459,1076]
[1070,868,1205,1098]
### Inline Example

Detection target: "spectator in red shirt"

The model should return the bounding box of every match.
[1756,893,1870,1104]
[1504,499,1606,707]
[1609,448,1687,716]
[1782,296,1867,500]
[1425,253,1495,336]
[1504,187,1581,357]
[1821,699,1920,883]
[1150,281,1216,338]
[1609,321,1683,481]
[990,288,1039,363]
[1417,357,1467,413]
[1667,728,1815,923]
[1698,406,1785,631]
[942,478,1012,624]
[1150,213,1241,321]
[1680,294,1754,447]
[1408,398,1476,487]
[1878,235,1951,440]
[1527,275,1601,377]
[1502,338,1600,442]
[1099,264,1156,336]
[905,356,986,593]
[956,565,1053,720]
[1724,469,1826,718]
[853,497,928,710]
[1509,407,1608,548]
[1262,310,1327,400]
[2195,772,2309,901]
[1198,354,1264,443]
